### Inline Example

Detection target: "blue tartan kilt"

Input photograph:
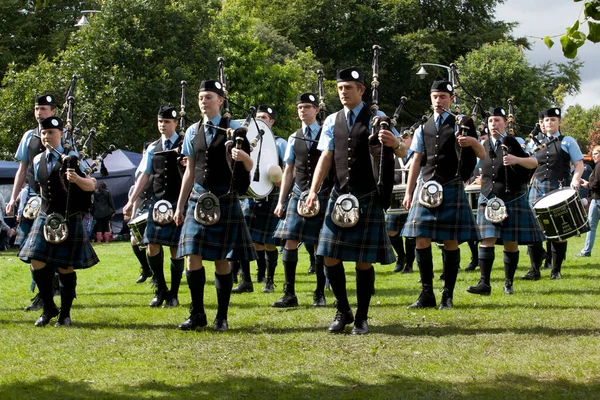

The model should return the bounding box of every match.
[143,199,183,247]
[274,185,329,244]
[476,192,545,244]
[19,213,99,269]
[246,188,282,245]
[317,188,395,264]
[385,212,408,232]
[401,179,480,242]
[529,178,560,205]
[15,216,34,247]
[177,190,257,261]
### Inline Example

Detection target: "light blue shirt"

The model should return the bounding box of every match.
[283,121,322,164]
[182,115,241,158]
[524,131,583,162]
[317,102,399,152]
[16,128,70,163]
[138,133,180,175]
[275,136,287,163]
[32,145,83,181]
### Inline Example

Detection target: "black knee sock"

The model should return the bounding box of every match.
[240,259,252,283]
[416,246,434,287]
[132,244,151,273]
[443,248,460,296]
[315,255,326,293]
[282,248,298,295]
[58,272,77,319]
[266,249,279,278]
[405,238,416,268]
[478,246,495,285]
[256,250,266,280]
[528,242,543,271]
[551,241,567,273]
[215,272,233,320]
[148,249,167,292]
[326,262,349,312]
[504,251,519,282]
[31,266,57,312]
[390,233,405,263]
[186,268,206,315]
[170,257,184,297]
[355,267,375,321]
[305,243,316,267]
[469,240,479,261]
[230,260,240,277]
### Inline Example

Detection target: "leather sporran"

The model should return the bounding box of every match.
[23,195,42,220]
[331,194,360,228]
[418,180,443,209]
[43,213,69,244]
[485,197,508,223]
[152,199,174,225]
[194,192,221,226]
[297,190,319,218]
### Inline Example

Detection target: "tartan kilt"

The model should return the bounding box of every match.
[476,193,545,244]
[19,213,99,269]
[143,199,183,247]
[177,190,257,261]
[529,178,560,205]
[401,179,480,242]
[317,188,395,264]
[15,216,34,246]
[274,185,329,244]
[385,212,408,232]
[246,188,282,245]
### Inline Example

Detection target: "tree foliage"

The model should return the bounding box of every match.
[544,0,600,58]
[561,104,600,151]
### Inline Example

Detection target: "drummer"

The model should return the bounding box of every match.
[124,106,185,308]
[466,107,544,296]
[524,107,584,280]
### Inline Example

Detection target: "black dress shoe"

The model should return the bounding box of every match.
[466,280,491,295]
[401,265,413,274]
[231,280,254,294]
[393,263,403,273]
[213,318,228,331]
[34,307,59,327]
[271,293,298,308]
[550,270,562,280]
[54,316,72,327]
[407,288,437,309]
[262,277,275,293]
[351,319,369,335]
[136,269,153,284]
[162,296,180,308]
[25,293,44,311]
[178,313,207,331]
[149,290,169,307]
[328,310,354,333]
[503,280,514,294]
[439,289,453,310]
[543,261,552,270]
[522,269,541,281]
[464,261,478,272]
[307,264,316,274]
[313,291,326,307]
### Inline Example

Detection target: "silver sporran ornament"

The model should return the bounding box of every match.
[485,197,508,223]
[23,195,42,220]
[332,194,360,228]
[419,180,443,209]
[194,192,221,225]
[152,199,174,225]
[43,213,69,244]
[297,190,319,218]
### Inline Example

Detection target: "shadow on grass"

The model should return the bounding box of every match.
[1,374,600,399]
[380,323,600,337]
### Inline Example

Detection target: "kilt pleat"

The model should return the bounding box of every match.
[476,192,545,244]
[401,179,480,242]
[385,212,408,232]
[246,188,282,245]
[274,185,329,244]
[177,190,257,261]
[143,199,183,247]
[19,213,99,269]
[317,188,395,264]
[15,217,34,247]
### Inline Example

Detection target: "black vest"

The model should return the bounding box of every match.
[480,138,527,198]
[534,133,571,182]
[27,127,45,192]
[333,106,376,193]
[151,135,184,202]
[421,115,459,183]
[293,126,331,192]
[38,152,91,215]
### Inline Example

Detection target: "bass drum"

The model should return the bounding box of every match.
[235,118,280,198]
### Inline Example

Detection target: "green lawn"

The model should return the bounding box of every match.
[1,236,599,399]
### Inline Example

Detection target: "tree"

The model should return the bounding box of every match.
[543,0,600,58]
[561,104,600,151]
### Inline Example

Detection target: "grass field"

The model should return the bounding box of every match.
[1,237,599,399]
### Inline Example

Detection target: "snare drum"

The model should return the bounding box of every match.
[387,184,407,215]
[532,188,590,241]
[128,212,148,246]
[236,118,279,198]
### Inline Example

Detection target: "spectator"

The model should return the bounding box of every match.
[91,181,115,243]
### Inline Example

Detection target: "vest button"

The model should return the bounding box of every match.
[348,157,351,161]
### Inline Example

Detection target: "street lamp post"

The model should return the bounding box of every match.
[416,63,452,82]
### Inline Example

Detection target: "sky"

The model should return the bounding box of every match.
[495,0,599,109]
